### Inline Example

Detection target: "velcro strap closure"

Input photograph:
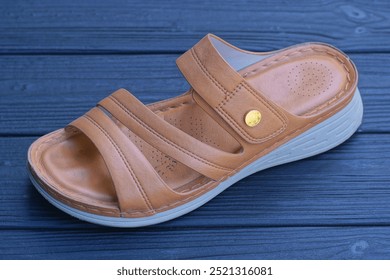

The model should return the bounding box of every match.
[176,34,287,144]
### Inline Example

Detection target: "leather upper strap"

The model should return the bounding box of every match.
[176,34,288,144]
[99,89,241,180]
[66,107,188,215]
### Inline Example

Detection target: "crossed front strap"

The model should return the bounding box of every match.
[64,34,292,215]
[66,106,191,216]
[98,89,240,180]
[66,88,243,214]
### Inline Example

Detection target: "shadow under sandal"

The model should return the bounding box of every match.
[27,34,363,227]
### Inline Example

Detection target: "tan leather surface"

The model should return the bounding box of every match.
[98,89,240,179]
[28,34,358,217]
[176,36,288,144]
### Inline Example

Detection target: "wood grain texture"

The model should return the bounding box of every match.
[1,134,390,230]
[0,0,389,53]
[1,227,389,259]
[0,0,389,260]
[0,53,389,135]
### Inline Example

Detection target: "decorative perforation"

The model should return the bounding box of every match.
[287,61,334,97]
[126,126,178,181]
[243,46,352,116]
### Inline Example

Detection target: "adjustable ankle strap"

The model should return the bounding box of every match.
[176,34,287,144]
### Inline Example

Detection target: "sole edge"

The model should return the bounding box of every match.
[28,88,363,227]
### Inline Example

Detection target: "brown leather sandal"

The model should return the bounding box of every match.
[28,34,362,227]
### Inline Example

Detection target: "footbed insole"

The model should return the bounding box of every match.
[36,44,351,207]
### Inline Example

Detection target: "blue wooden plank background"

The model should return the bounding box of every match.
[1,0,390,259]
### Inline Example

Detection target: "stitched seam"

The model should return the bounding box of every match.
[127,98,351,215]
[216,82,287,143]
[34,131,89,206]
[36,131,67,177]
[303,89,347,116]
[220,84,242,106]
[32,94,349,217]
[35,182,119,215]
[109,95,232,172]
[31,46,353,217]
[40,180,154,215]
[242,82,288,127]
[303,49,352,115]
[217,106,285,143]
[231,98,351,174]
[243,47,352,116]
[31,128,201,216]
[33,130,124,213]
[190,48,229,96]
[34,158,156,215]
[191,45,287,143]
[154,102,191,114]
[84,114,155,213]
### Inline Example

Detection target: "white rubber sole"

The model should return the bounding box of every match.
[29,88,363,227]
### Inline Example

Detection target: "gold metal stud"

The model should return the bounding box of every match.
[245,110,262,127]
